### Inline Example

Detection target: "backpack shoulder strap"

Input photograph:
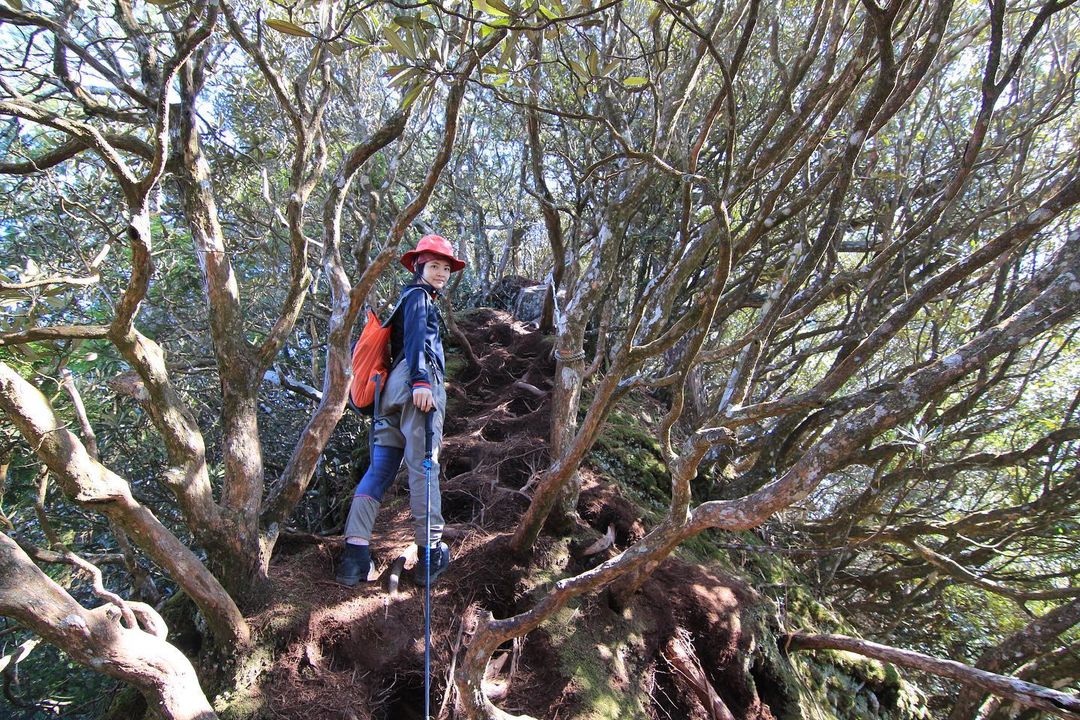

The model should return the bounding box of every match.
[382,286,427,327]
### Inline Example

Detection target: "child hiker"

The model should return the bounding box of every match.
[337,234,465,587]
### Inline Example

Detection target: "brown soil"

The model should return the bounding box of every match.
[248,309,772,720]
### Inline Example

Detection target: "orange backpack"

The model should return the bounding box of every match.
[348,288,422,415]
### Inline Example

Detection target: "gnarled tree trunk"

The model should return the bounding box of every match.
[0,533,217,720]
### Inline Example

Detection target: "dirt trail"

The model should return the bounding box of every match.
[251,310,772,720]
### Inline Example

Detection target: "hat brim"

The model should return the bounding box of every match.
[401,250,466,273]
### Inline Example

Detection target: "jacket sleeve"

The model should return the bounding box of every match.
[400,289,432,390]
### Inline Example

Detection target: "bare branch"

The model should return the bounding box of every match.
[0,134,154,175]
[786,632,1080,719]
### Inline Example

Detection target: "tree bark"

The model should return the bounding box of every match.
[525,31,564,336]
[175,49,268,601]
[547,341,586,530]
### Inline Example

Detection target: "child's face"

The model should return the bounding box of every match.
[422,258,453,289]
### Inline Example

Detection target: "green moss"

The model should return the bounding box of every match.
[216,685,271,720]
[589,410,671,518]
[738,536,793,585]
[820,649,888,684]
[545,604,652,720]
[214,643,276,719]
[519,537,574,595]
[781,585,845,631]
[444,351,466,381]
[783,647,930,720]
[678,530,737,567]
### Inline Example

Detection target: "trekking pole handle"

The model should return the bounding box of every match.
[424,407,434,459]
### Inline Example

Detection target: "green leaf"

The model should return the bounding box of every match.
[266,19,315,38]
[355,12,376,38]
[393,15,436,31]
[401,82,426,110]
[472,0,510,17]
[497,31,517,68]
[382,26,415,58]
[486,0,515,15]
[586,50,599,77]
[569,59,589,82]
[346,34,370,47]
[303,42,324,76]
[598,60,619,77]
[622,76,648,88]
[5,0,23,9]
[389,68,421,88]
[538,4,559,20]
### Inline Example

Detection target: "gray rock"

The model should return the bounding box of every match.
[513,284,546,322]
[490,275,535,311]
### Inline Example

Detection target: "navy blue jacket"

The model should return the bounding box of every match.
[390,282,444,390]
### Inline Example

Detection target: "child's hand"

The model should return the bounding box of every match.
[412,386,435,412]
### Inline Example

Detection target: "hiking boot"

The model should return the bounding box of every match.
[413,542,450,586]
[336,543,375,586]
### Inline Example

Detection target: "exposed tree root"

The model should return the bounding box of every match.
[663,629,736,720]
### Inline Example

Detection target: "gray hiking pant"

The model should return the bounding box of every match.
[344,360,445,547]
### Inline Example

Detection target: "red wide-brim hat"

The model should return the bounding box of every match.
[400,234,467,273]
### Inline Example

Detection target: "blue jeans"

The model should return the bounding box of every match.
[344,361,446,546]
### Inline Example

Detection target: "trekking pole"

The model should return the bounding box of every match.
[423,409,434,720]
